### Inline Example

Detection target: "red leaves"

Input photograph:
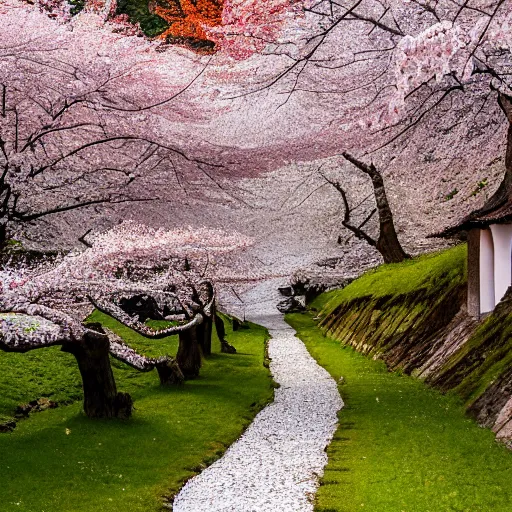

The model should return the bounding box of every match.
[154,0,224,47]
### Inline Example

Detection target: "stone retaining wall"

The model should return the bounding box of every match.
[316,283,512,449]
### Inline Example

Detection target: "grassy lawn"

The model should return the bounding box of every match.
[0,312,273,512]
[287,312,512,512]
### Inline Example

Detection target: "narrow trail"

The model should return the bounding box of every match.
[172,281,343,512]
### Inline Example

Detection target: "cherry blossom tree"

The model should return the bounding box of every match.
[240,1,511,121]
[322,152,409,263]
[0,4,227,251]
[8,0,512,280]
[0,222,250,418]
[0,307,135,418]
[0,259,198,417]
[206,0,512,246]
[202,0,309,59]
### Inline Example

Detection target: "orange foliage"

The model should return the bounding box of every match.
[154,0,223,44]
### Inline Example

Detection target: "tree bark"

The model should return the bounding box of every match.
[177,325,202,379]
[376,219,409,264]
[498,92,512,176]
[214,312,236,354]
[62,324,133,418]
[104,326,184,386]
[478,92,512,213]
[197,314,212,356]
[0,220,7,252]
[156,358,184,385]
[342,152,409,264]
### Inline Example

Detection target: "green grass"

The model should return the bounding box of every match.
[0,349,83,423]
[0,312,273,511]
[287,312,512,512]
[312,245,467,315]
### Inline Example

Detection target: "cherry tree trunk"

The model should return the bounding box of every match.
[214,312,226,340]
[478,127,512,213]
[62,326,133,418]
[376,220,409,264]
[483,93,512,213]
[342,152,408,264]
[505,124,512,190]
[370,167,408,264]
[500,93,512,193]
[156,359,185,385]
[177,326,202,379]
[197,315,213,356]
[481,118,512,212]
[214,312,237,354]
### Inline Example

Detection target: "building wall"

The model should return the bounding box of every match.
[476,224,512,315]
[480,228,496,314]
[490,224,512,307]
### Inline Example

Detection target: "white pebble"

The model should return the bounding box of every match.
[172,282,344,512]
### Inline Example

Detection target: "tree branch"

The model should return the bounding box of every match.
[321,172,377,247]
[13,196,154,222]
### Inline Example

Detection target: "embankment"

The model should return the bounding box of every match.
[313,245,512,447]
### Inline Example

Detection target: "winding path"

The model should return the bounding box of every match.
[172,281,344,512]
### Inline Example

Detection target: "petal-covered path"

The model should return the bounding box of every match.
[172,282,344,512]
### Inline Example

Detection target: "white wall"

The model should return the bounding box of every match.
[490,224,512,307]
[480,229,495,314]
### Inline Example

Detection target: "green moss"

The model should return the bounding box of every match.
[312,245,467,316]
[309,240,511,438]
[0,312,273,511]
[446,313,512,404]
[445,188,459,201]
[288,313,512,512]
[0,347,83,423]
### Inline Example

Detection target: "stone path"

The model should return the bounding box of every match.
[172,281,344,512]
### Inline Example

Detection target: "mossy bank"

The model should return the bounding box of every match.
[288,312,512,512]
[311,245,512,447]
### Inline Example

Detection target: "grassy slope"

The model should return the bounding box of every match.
[312,244,511,413]
[0,312,273,512]
[313,244,467,314]
[288,312,512,512]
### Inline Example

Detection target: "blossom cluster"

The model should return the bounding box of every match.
[1,222,252,313]
[1,220,249,350]
[390,21,468,122]
[84,220,252,272]
[388,4,512,122]
[0,312,62,349]
[203,0,309,59]
[487,9,512,51]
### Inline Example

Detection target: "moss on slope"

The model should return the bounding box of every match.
[312,245,512,443]
[315,246,467,371]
